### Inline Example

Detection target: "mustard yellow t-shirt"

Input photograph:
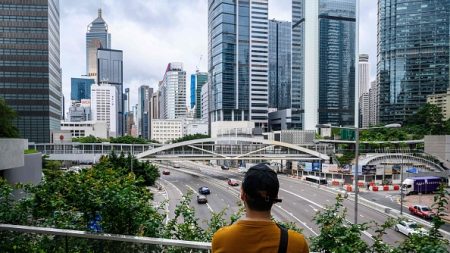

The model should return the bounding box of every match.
[211,220,309,253]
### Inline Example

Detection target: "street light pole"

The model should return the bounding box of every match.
[354,127,360,224]
[400,157,404,215]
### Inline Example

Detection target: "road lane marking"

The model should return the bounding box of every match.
[161,178,183,196]
[206,203,214,212]
[276,205,318,236]
[280,188,324,209]
[308,205,318,212]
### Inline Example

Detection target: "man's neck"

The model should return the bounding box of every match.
[244,209,272,221]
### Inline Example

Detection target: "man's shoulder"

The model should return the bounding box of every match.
[287,229,309,248]
[287,229,306,240]
[213,223,239,237]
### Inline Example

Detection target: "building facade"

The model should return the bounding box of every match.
[159,63,186,120]
[97,48,123,135]
[86,8,111,79]
[191,71,208,119]
[137,85,153,139]
[427,89,450,120]
[150,119,183,144]
[268,19,291,110]
[71,78,95,102]
[68,103,91,122]
[208,0,269,130]
[91,84,118,137]
[0,0,62,143]
[359,92,370,128]
[60,121,108,139]
[292,0,356,130]
[358,54,370,97]
[369,80,378,126]
[201,83,209,123]
[378,0,450,123]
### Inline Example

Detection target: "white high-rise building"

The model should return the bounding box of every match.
[201,83,209,123]
[359,54,370,97]
[369,80,379,126]
[159,63,186,120]
[91,83,118,137]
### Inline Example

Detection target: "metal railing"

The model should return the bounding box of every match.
[0,224,211,252]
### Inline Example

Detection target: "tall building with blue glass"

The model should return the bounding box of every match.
[378,0,450,123]
[292,0,356,130]
[190,71,208,118]
[268,19,291,110]
[71,78,95,101]
[208,0,269,130]
[0,0,61,143]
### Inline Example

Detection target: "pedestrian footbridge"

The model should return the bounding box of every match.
[31,137,330,163]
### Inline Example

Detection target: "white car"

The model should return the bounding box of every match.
[394,220,428,236]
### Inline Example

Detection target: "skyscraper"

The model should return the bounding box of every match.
[358,54,370,97]
[159,63,186,120]
[378,0,450,123]
[97,49,124,135]
[208,0,269,130]
[138,85,153,139]
[190,71,208,118]
[91,83,118,137]
[86,8,111,78]
[268,19,292,110]
[0,0,62,143]
[292,0,356,130]
[71,78,95,102]
[369,80,378,126]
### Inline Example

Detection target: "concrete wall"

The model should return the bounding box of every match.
[424,135,450,169]
[3,153,42,185]
[0,139,27,171]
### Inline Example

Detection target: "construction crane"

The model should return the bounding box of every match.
[196,55,203,72]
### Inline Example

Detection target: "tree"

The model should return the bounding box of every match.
[405,103,447,136]
[72,135,105,143]
[171,134,209,143]
[0,98,20,138]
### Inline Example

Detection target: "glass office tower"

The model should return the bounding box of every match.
[378,0,450,123]
[292,0,356,129]
[71,78,95,101]
[86,9,111,78]
[190,71,208,119]
[97,49,123,135]
[268,19,291,110]
[0,0,62,143]
[208,0,269,129]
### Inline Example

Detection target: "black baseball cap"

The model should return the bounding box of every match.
[242,163,282,204]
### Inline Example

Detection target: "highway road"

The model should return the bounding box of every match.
[156,162,409,245]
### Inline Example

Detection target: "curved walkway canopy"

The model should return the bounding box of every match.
[136,137,329,161]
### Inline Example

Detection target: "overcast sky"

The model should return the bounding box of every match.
[60,0,377,110]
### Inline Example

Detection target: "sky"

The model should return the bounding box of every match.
[60,0,378,111]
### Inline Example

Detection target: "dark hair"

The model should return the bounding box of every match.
[242,163,281,211]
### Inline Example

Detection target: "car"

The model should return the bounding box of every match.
[221,165,229,170]
[198,186,211,195]
[162,170,170,175]
[228,178,239,186]
[173,163,180,168]
[394,220,428,236]
[408,205,435,219]
[197,195,207,204]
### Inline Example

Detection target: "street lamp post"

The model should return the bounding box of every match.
[316,123,401,224]
[354,127,360,224]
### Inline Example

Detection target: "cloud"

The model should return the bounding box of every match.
[60,0,378,112]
